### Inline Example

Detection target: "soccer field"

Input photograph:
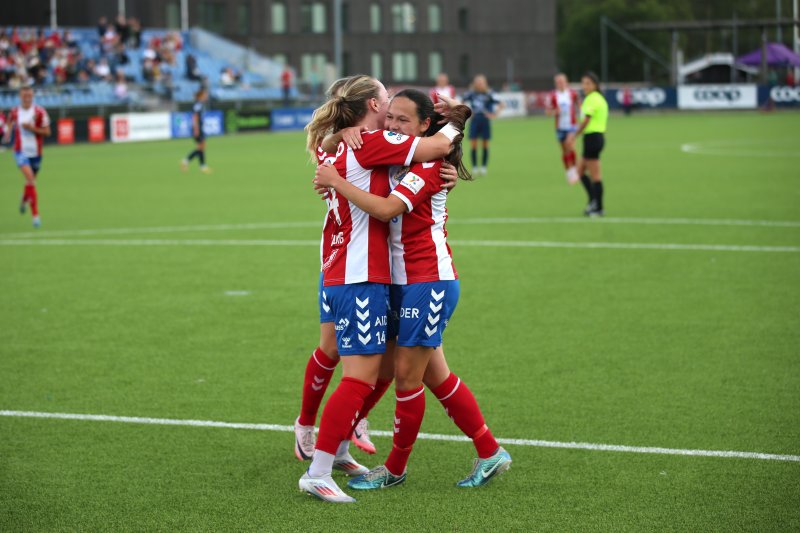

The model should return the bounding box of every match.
[1,111,798,532]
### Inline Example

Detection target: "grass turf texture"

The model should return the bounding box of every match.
[1,111,798,531]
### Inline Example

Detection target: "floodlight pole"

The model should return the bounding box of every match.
[181,0,189,32]
[118,0,125,18]
[777,0,783,42]
[334,0,343,78]
[600,16,608,83]
[761,27,768,83]
[731,13,738,83]
[50,0,57,29]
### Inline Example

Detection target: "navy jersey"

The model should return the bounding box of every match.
[461,91,500,116]
[192,101,205,124]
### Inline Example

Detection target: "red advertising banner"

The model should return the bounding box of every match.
[57,118,75,144]
[88,116,106,143]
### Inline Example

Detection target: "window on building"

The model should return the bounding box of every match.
[271,2,287,34]
[371,52,383,80]
[391,3,416,33]
[370,4,382,33]
[198,2,226,34]
[165,1,180,29]
[459,54,470,81]
[392,51,418,81]
[428,4,441,32]
[237,3,250,36]
[302,2,327,33]
[429,52,442,81]
[458,8,469,31]
[301,53,327,82]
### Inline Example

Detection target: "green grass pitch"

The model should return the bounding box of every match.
[1,111,798,532]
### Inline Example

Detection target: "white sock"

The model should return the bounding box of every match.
[307,450,335,478]
[335,439,350,458]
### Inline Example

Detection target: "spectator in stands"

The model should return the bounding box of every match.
[97,17,108,38]
[94,57,112,82]
[220,67,236,87]
[129,18,143,49]
[185,54,202,81]
[114,71,129,102]
[115,15,130,45]
[281,66,293,105]
[786,69,796,87]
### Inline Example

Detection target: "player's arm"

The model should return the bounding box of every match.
[192,113,200,136]
[1,116,13,143]
[575,115,591,136]
[487,96,504,119]
[23,122,50,136]
[314,163,406,222]
[321,126,367,153]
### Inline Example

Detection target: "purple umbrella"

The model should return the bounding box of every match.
[736,42,800,67]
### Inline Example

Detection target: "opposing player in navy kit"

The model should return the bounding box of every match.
[181,88,212,174]
[460,74,503,176]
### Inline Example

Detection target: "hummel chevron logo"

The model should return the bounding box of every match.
[429,301,443,313]
[427,314,440,325]
[356,309,369,321]
[430,289,445,301]
[356,297,369,309]
[358,333,372,344]
[394,416,401,433]
[312,383,324,391]
[357,322,370,333]
[313,376,325,384]
[322,302,331,313]
[425,325,438,337]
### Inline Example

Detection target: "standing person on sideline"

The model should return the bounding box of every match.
[3,85,51,228]
[461,74,503,176]
[181,88,212,174]
[314,90,512,491]
[547,73,580,184]
[430,72,456,105]
[281,66,293,106]
[621,86,633,116]
[575,71,608,217]
[299,75,466,503]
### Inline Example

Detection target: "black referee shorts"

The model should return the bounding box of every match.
[583,132,605,160]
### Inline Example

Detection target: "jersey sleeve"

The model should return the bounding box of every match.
[390,161,442,212]
[38,107,50,128]
[353,130,420,169]
[581,96,596,117]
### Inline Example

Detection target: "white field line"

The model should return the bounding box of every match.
[1,410,798,463]
[1,216,799,240]
[1,238,798,253]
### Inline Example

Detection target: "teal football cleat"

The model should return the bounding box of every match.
[347,465,406,491]
[456,447,512,488]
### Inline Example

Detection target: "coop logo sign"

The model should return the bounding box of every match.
[770,86,800,102]
[615,88,667,107]
[678,84,757,110]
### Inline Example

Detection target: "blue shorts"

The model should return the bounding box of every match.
[469,115,491,140]
[556,128,576,143]
[389,280,460,347]
[318,272,334,323]
[15,153,42,174]
[325,282,389,356]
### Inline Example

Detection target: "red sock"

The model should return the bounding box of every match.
[347,378,392,438]
[298,348,338,426]
[561,153,571,170]
[432,373,498,459]
[384,385,425,476]
[28,185,38,216]
[315,377,373,455]
[567,150,576,167]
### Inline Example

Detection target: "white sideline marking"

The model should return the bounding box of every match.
[681,140,800,158]
[1,410,798,463]
[1,238,798,253]
[224,290,251,296]
[1,216,799,239]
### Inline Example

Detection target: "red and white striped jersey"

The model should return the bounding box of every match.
[321,130,420,286]
[388,160,458,285]
[9,104,50,157]
[550,89,578,130]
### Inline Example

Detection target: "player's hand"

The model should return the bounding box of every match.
[314,162,342,189]
[433,93,459,114]
[440,162,458,190]
[341,126,366,150]
[21,122,34,131]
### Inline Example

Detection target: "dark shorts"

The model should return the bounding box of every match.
[194,134,205,143]
[583,132,605,160]
[469,115,491,140]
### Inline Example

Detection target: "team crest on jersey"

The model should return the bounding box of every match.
[383,130,408,145]
[400,172,425,194]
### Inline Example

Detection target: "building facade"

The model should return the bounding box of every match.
[9,0,556,89]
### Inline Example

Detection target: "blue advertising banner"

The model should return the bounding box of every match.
[271,107,316,131]
[171,110,225,138]
[759,85,800,107]
[604,87,677,109]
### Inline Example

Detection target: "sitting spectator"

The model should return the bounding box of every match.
[115,14,130,45]
[185,53,202,81]
[97,16,108,38]
[94,57,112,82]
[128,18,142,49]
[114,71,129,101]
[220,67,236,87]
